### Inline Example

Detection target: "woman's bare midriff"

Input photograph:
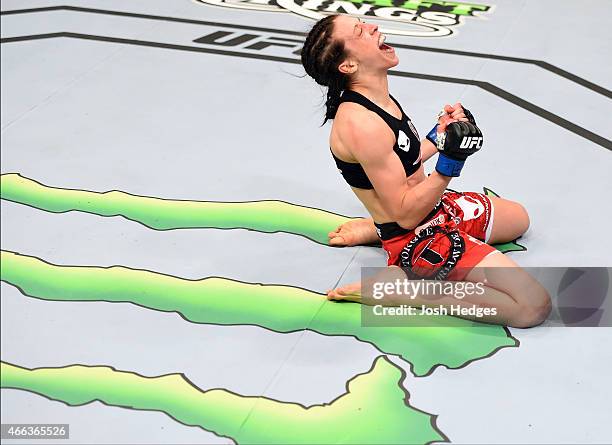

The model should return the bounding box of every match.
[351,164,427,225]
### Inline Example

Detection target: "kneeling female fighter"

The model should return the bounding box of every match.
[301,14,551,327]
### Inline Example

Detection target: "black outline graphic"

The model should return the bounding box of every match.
[2,32,609,151]
[1,250,519,378]
[1,356,450,445]
[2,5,610,99]
[391,43,611,99]
[0,6,611,150]
[0,173,353,246]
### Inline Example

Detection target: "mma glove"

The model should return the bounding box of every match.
[434,121,483,177]
[426,107,483,177]
[463,107,477,126]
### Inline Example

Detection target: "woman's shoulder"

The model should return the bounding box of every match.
[334,102,389,134]
[331,107,395,159]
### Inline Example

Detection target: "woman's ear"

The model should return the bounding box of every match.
[338,58,357,75]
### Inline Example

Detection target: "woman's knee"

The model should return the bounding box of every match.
[490,198,530,242]
[508,284,552,328]
[513,201,530,236]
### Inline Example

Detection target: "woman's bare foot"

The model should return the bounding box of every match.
[328,218,380,247]
[327,281,362,302]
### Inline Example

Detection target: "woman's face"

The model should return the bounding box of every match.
[332,15,399,74]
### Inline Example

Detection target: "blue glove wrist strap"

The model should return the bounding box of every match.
[426,124,438,145]
[436,153,464,177]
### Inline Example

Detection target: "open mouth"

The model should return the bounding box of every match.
[378,34,394,52]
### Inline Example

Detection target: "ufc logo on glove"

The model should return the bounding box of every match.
[460,137,483,149]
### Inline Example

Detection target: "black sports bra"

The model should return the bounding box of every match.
[331,90,422,190]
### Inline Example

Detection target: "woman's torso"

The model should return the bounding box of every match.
[329,90,426,224]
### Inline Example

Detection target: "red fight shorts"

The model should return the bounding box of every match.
[376,191,498,281]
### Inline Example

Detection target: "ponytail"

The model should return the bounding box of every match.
[301,15,351,125]
[324,76,347,124]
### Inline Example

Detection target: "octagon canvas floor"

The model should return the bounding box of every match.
[1,1,611,444]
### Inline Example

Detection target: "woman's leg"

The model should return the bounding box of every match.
[328,252,551,328]
[487,197,530,244]
[462,251,551,327]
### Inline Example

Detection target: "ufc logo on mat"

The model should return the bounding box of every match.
[460,137,483,149]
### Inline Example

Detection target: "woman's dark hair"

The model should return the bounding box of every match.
[301,15,351,125]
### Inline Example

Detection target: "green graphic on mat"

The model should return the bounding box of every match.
[345,0,490,16]
[0,173,351,245]
[0,174,524,252]
[0,251,516,377]
[1,356,446,444]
